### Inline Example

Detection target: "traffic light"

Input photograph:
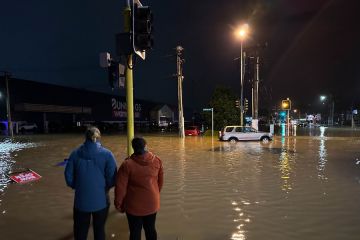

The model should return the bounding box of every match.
[244,98,249,112]
[108,64,117,89]
[235,99,240,108]
[279,111,287,117]
[281,99,291,110]
[108,63,125,89]
[132,3,154,52]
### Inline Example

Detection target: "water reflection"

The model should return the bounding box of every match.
[0,139,38,193]
[179,137,186,217]
[279,137,293,192]
[231,200,248,240]
[317,127,328,180]
[281,123,286,137]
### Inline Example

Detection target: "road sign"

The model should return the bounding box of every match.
[203,108,212,111]
[9,169,42,184]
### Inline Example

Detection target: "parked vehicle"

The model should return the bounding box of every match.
[18,122,38,132]
[219,126,272,143]
[185,126,201,136]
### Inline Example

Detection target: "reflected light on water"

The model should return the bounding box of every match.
[0,139,37,193]
[231,200,252,240]
[318,127,328,180]
[279,137,293,192]
[281,123,286,137]
[319,126,326,137]
[293,125,297,136]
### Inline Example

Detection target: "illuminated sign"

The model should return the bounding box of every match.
[111,98,142,118]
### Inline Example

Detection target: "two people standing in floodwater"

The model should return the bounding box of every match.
[65,126,163,240]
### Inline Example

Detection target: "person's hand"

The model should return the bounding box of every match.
[114,201,125,213]
[114,201,121,212]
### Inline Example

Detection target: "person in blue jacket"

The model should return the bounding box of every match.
[65,126,117,240]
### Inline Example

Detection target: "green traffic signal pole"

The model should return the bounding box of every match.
[124,1,134,156]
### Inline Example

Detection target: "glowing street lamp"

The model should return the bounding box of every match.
[320,95,326,103]
[319,95,334,126]
[235,24,249,40]
[234,23,249,126]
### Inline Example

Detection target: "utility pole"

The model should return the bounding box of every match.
[254,56,259,119]
[329,99,334,126]
[240,45,245,126]
[176,46,185,138]
[251,56,260,130]
[3,72,14,137]
[125,0,134,156]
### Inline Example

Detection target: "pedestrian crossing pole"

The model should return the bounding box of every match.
[124,0,134,156]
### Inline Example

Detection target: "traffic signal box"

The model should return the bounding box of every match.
[235,99,240,108]
[244,98,249,112]
[282,99,291,110]
[115,3,153,58]
[108,63,125,89]
[132,4,154,52]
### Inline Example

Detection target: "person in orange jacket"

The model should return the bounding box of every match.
[115,137,164,240]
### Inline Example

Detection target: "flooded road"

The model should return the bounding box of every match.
[1,128,360,240]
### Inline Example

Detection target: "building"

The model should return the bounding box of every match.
[0,77,177,134]
[150,104,175,127]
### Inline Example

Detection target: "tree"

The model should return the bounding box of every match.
[204,86,240,130]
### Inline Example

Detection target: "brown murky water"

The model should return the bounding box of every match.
[1,127,360,240]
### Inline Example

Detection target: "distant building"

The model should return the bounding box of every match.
[150,104,175,127]
[0,77,178,133]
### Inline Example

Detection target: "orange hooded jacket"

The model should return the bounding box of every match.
[114,151,163,216]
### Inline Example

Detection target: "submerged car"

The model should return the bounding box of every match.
[185,126,201,136]
[219,126,272,143]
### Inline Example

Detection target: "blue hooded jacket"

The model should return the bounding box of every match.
[65,140,117,212]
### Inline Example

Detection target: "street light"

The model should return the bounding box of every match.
[319,95,334,126]
[234,23,249,126]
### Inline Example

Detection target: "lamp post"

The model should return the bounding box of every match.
[320,95,334,126]
[235,24,249,126]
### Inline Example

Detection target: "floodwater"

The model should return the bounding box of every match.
[1,127,360,240]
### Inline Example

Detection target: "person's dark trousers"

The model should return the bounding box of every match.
[126,212,157,240]
[73,206,109,240]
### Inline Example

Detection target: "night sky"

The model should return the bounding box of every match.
[1,0,359,112]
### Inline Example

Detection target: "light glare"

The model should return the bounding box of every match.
[235,24,249,40]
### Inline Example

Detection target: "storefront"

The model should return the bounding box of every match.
[0,78,175,133]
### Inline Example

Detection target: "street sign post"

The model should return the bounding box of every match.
[203,108,214,138]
